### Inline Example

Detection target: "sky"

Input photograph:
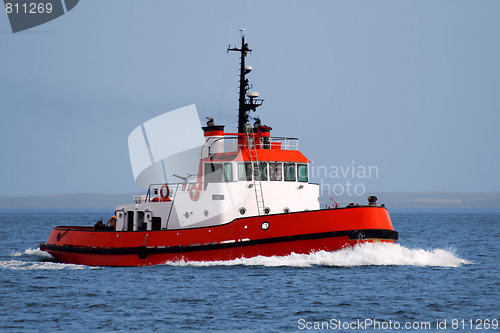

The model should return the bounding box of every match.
[1,0,499,197]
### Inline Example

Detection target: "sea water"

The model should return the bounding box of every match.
[0,209,498,332]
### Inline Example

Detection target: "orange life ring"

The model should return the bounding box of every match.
[160,184,170,201]
[189,184,200,201]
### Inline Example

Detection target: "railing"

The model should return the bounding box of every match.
[269,137,299,151]
[134,182,199,204]
[204,135,299,155]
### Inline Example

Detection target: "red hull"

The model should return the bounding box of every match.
[40,207,398,266]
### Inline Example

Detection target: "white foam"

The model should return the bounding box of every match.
[162,243,473,268]
[4,247,97,270]
[11,248,53,258]
[4,244,472,269]
[0,259,87,270]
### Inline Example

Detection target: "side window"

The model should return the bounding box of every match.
[255,162,268,181]
[204,163,223,190]
[223,163,233,182]
[297,164,308,182]
[269,162,283,181]
[238,163,252,181]
[204,163,223,183]
[284,163,296,181]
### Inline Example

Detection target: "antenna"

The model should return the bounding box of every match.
[227,31,264,134]
[227,23,233,50]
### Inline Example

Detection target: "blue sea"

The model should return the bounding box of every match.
[0,209,498,332]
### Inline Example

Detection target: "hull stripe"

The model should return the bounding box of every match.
[41,229,398,256]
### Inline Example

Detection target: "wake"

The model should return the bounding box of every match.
[2,248,92,270]
[164,242,472,268]
[2,243,472,270]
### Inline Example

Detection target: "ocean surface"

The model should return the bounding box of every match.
[0,209,498,332]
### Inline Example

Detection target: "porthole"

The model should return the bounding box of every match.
[264,207,271,215]
[283,208,290,213]
[239,207,246,215]
[261,222,270,230]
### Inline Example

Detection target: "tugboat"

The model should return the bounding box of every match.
[40,33,398,266]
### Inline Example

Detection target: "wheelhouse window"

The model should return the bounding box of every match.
[223,163,233,182]
[284,163,296,181]
[204,163,223,183]
[204,163,233,183]
[297,164,308,182]
[269,162,283,181]
[204,163,223,190]
[238,162,252,181]
[255,162,268,181]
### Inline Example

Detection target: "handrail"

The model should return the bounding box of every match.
[222,133,299,140]
[141,182,199,203]
[203,135,299,154]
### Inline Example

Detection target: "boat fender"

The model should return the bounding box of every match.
[368,195,378,206]
[160,184,170,201]
[189,185,200,201]
[138,246,148,260]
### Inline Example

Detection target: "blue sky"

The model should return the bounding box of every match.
[1,0,499,196]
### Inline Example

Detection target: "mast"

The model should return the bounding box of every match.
[227,30,263,134]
